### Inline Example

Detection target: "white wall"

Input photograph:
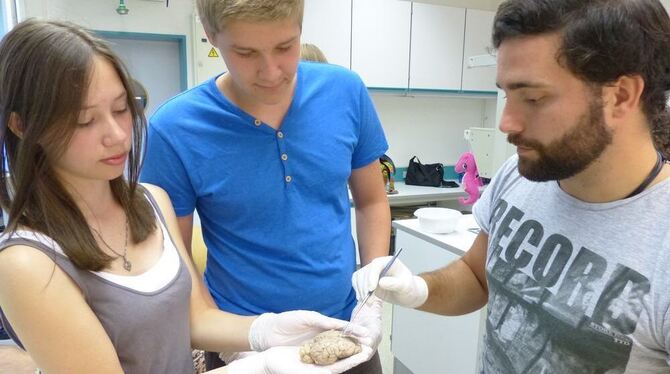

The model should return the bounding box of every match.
[400,0,502,11]
[18,0,196,85]
[15,0,500,172]
[372,94,497,168]
[409,1,670,16]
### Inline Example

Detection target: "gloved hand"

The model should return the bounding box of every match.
[249,310,369,352]
[352,256,428,308]
[225,346,326,374]
[349,295,384,352]
[226,345,375,374]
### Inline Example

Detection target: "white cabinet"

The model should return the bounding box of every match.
[307,1,496,93]
[461,8,497,92]
[409,4,465,91]
[351,0,411,88]
[302,0,352,68]
[392,227,485,373]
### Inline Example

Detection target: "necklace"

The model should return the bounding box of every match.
[92,218,131,272]
[625,151,665,198]
[66,185,132,272]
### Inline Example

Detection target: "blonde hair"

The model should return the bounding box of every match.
[196,0,304,34]
[300,43,328,63]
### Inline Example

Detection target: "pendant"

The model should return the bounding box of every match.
[122,257,132,272]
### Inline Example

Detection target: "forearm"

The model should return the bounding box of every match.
[205,367,229,373]
[0,346,37,373]
[417,259,488,316]
[355,200,391,265]
[176,214,194,258]
[190,308,256,353]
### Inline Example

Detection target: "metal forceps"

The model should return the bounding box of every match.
[341,248,404,336]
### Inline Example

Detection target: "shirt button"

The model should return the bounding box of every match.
[285,175,292,183]
[281,154,288,161]
[277,131,284,138]
[254,119,262,126]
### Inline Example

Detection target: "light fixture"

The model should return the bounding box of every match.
[116,0,129,15]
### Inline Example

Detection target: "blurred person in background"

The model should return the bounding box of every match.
[300,42,328,63]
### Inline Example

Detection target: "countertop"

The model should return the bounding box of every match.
[387,181,469,205]
[350,181,470,206]
[392,214,481,255]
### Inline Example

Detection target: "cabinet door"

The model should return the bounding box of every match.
[409,4,465,91]
[392,230,484,373]
[461,8,497,92]
[302,0,351,68]
[351,0,411,89]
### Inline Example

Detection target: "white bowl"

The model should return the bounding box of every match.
[414,207,462,234]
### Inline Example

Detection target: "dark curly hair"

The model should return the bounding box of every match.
[493,0,670,157]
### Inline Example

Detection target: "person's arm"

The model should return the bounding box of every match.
[349,160,391,265]
[347,161,390,357]
[418,231,489,315]
[177,214,194,256]
[352,231,489,316]
[146,184,375,374]
[143,184,254,352]
[0,345,37,373]
[0,246,124,373]
[143,185,368,355]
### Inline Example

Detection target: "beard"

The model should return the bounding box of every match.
[508,95,613,182]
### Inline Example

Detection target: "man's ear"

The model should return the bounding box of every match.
[7,112,24,139]
[603,74,645,120]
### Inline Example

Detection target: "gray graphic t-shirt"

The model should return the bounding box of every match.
[473,155,670,373]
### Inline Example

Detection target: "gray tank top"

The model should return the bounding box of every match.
[0,191,195,374]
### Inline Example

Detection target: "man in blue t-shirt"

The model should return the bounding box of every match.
[140,0,390,372]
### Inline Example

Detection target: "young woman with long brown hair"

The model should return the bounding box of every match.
[0,19,373,374]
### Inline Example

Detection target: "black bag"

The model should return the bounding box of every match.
[404,156,444,187]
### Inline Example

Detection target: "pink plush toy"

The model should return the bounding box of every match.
[455,152,483,205]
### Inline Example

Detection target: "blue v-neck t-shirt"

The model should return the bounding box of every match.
[141,62,388,319]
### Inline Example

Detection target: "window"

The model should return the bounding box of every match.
[0,2,5,36]
[0,0,17,37]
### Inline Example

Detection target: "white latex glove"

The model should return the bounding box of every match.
[226,345,376,374]
[352,256,429,308]
[349,295,384,352]
[226,346,326,374]
[249,310,369,351]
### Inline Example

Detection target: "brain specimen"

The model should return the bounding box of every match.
[299,330,362,365]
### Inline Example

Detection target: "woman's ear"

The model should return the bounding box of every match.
[7,112,24,138]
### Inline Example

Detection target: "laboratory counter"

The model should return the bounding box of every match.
[386,181,470,206]
[350,181,470,207]
[391,213,480,255]
[390,214,486,374]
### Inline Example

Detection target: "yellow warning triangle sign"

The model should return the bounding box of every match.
[208,48,219,58]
